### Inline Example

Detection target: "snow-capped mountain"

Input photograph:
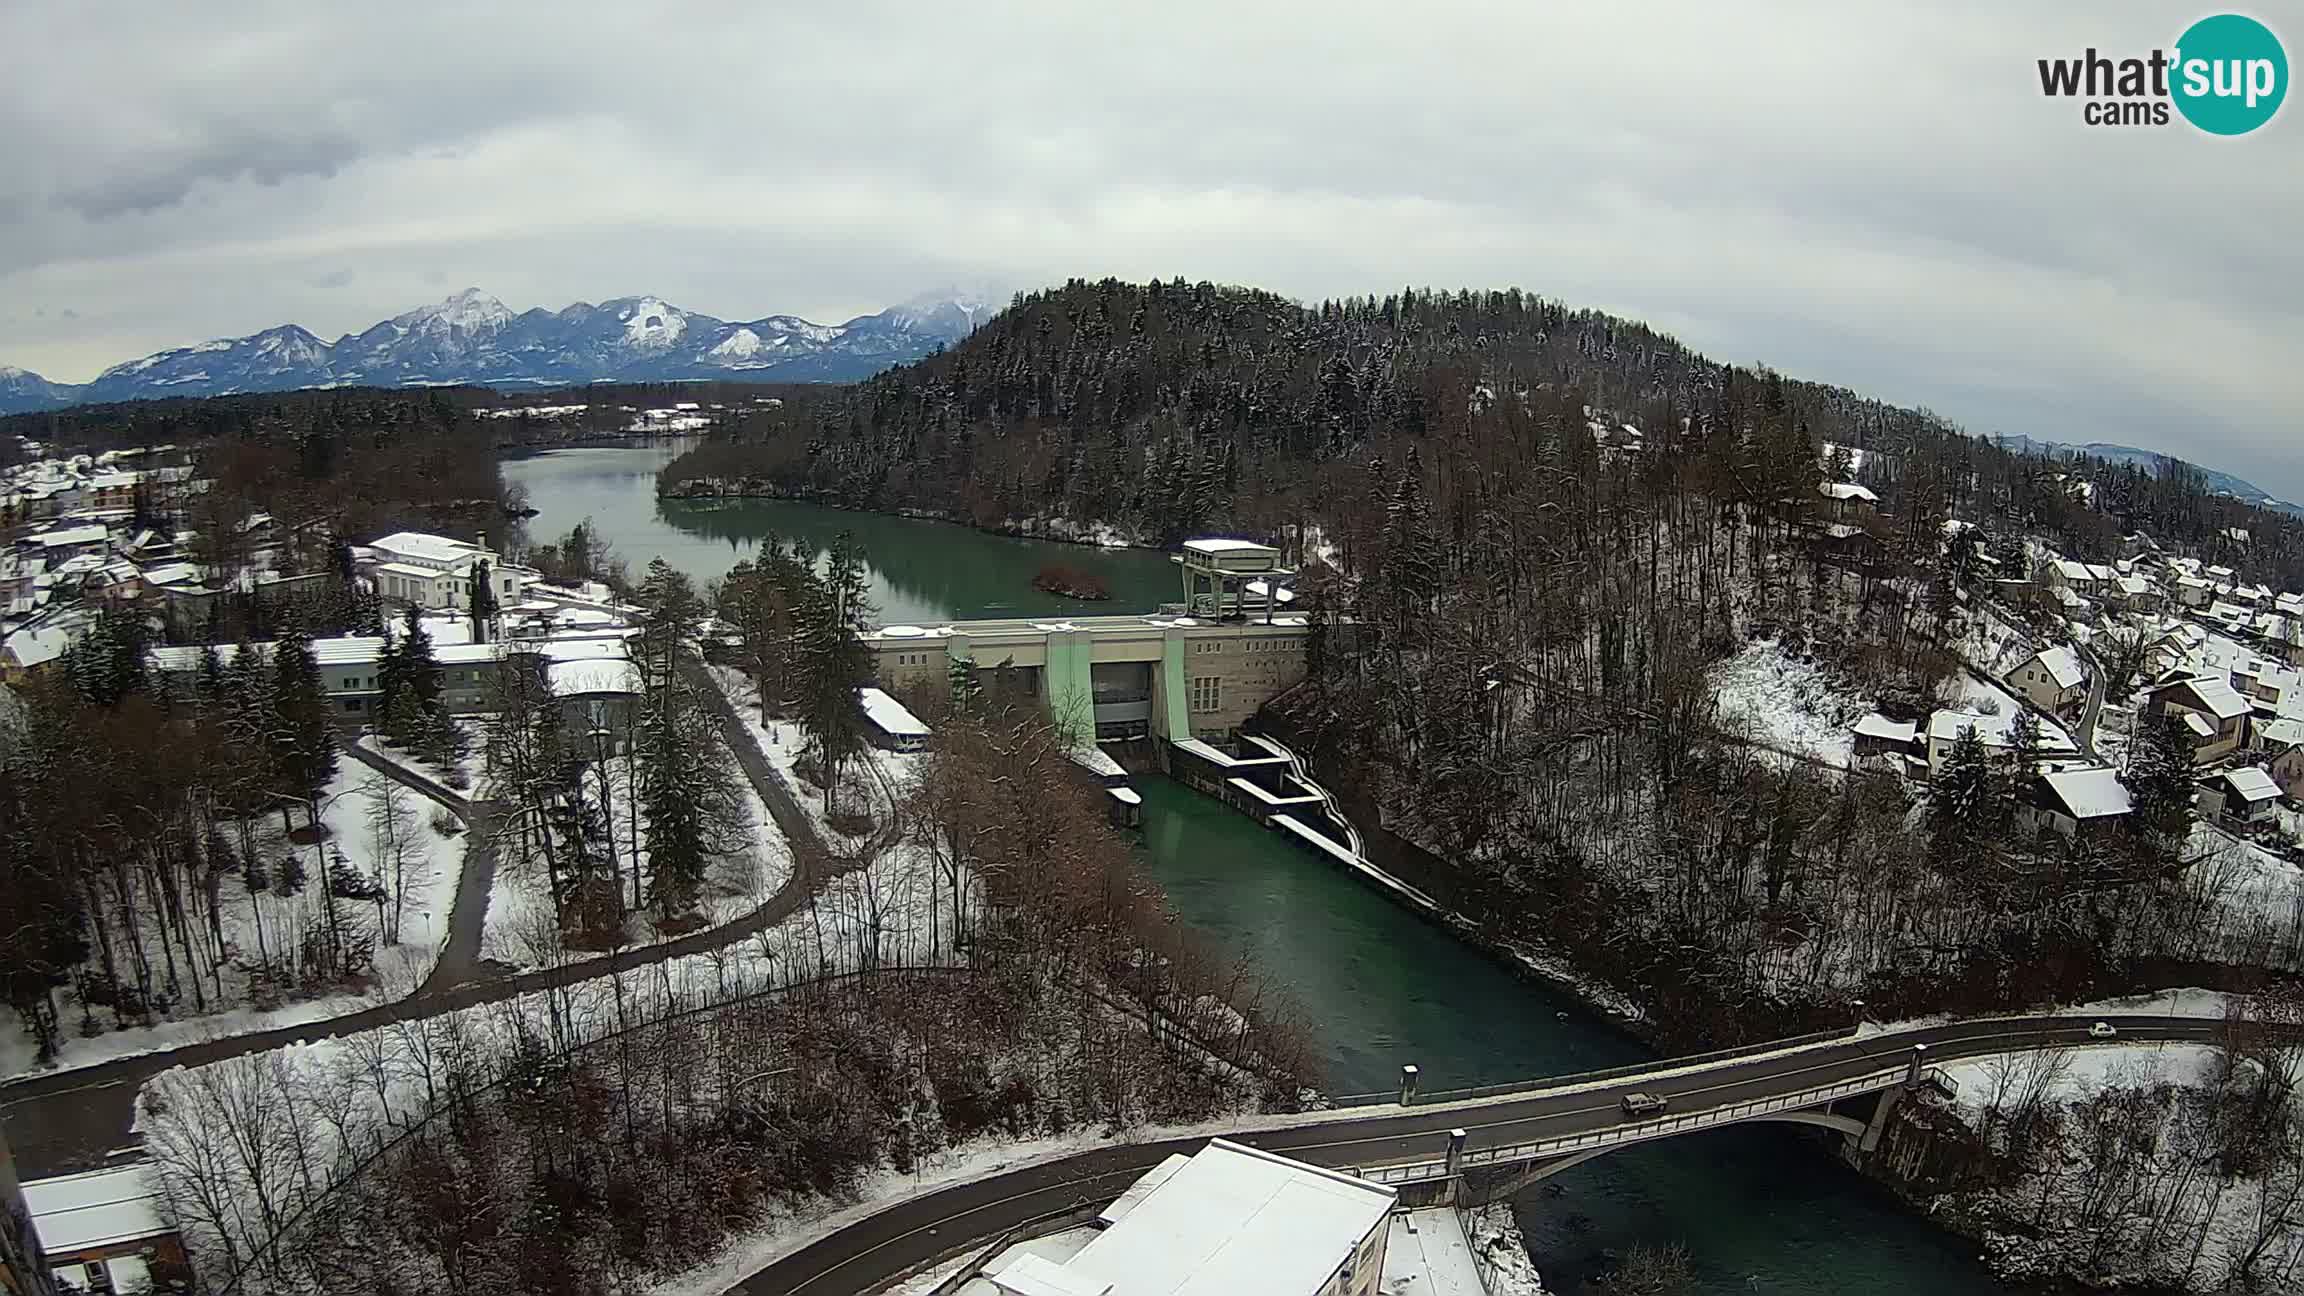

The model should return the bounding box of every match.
[0,364,77,413]
[0,287,993,414]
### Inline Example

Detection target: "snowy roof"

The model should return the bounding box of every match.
[2,626,73,668]
[2036,767,2132,820]
[858,686,930,738]
[435,642,501,665]
[368,531,485,564]
[1818,481,1878,502]
[32,524,109,549]
[2183,711,2216,738]
[2260,718,2304,749]
[138,562,201,587]
[548,657,642,697]
[2158,674,2252,720]
[2033,645,2086,690]
[1056,1140,1394,1296]
[2050,559,2096,582]
[1853,714,1917,742]
[1927,709,2078,751]
[1180,538,1274,554]
[23,1164,170,1253]
[990,1255,1113,1296]
[514,631,633,659]
[2221,766,2282,802]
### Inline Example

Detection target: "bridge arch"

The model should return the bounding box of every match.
[1457,1108,1874,1203]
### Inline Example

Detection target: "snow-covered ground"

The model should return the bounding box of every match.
[1938,1041,2223,1118]
[3,764,465,1079]
[864,1227,1097,1296]
[478,748,793,971]
[1707,638,1866,765]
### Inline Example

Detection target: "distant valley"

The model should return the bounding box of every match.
[0,287,996,414]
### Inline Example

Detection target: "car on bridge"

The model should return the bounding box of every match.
[1620,1091,1669,1118]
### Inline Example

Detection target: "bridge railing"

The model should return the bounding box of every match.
[1327,1025,1857,1110]
[1353,1068,1906,1185]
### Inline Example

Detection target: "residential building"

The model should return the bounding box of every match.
[1817,480,1879,523]
[359,531,531,614]
[19,1163,183,1296]
[2010,645,2088,718]
[2202,766,2282,823]
[2,1126,56,1296]
[2146,674,2252,765]
[1924,708,2079,778]
[2020,766,2133,839]
[2259,717,2304,798]
[979,1139,1395,1296]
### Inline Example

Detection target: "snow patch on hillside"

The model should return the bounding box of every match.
[1707,639,1865,764]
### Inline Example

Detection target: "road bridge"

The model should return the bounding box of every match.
[743,1011,2220,1295]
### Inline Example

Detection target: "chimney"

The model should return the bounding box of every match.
[476,530,490,556]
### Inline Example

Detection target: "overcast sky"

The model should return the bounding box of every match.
[1,2,2297,492]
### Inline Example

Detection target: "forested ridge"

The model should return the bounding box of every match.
[662,278,2304,1047]
[657,277,2303,579]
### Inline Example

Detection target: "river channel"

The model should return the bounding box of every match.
[502,442,2017,1295]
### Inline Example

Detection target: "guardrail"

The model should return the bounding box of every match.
[1352,1069,1907,1185]
[1325,1024,1858,1110]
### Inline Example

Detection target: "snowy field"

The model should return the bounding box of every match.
[2,763,466,1079]
[1706,638,1866,765]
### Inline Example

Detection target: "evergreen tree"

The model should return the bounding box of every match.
[269,630,337,827]
[1927,724,2009,873]
[468,557,498,641]
[631,559,743,918]
[2005,706,2043,780]
[2126,713,2198,839]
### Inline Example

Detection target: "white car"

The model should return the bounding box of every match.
[2088,1021,2118,1039]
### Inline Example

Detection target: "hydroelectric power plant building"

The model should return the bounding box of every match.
[864,538,1314,747]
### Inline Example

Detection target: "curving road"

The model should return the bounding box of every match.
[747,1012,2222,1296]
[0,676,838,1179]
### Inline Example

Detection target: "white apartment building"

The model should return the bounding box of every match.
[361,531,532,613]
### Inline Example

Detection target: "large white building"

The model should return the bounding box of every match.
[981,1139,1395,1296]
[360,531,531,613]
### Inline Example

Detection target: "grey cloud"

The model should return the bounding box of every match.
[52,128,360,220]
[0,0,2293,494]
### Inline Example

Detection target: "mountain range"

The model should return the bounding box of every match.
[1986,433,2304,519]
[0,288,1001,414]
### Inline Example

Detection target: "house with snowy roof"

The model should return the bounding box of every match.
[2201,766,2282,824]
[2145,674,2252,765]
[2020,765,2133,839]
[2009,645,2089,719]
[1817,480,1879,523]
[1924,709,2079,779]
[20,1161,186,1295]
[359,530,533,615]
[2257,717,2304,799]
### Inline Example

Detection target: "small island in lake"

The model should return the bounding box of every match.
[1033,562,1111,600]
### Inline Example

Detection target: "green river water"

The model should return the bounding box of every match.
[503,443,2018,1295]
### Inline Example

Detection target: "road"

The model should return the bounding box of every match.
[0,674,839,1179]
[2074,641,2108,758]
[745,1012,2222,1296]
[333,737,506,992]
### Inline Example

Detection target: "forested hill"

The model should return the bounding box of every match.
[657,276,2300,579]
